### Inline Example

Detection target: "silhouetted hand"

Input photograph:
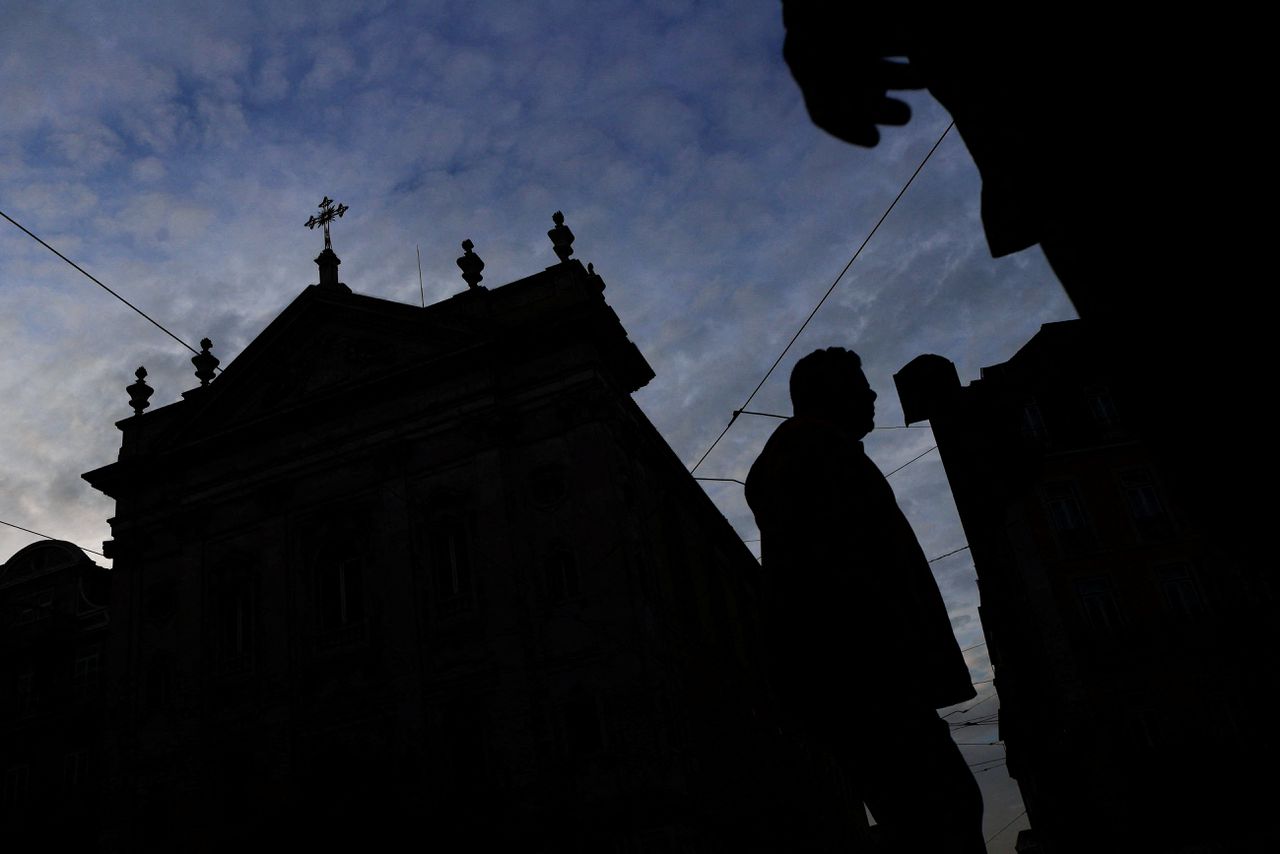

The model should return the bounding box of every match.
[783,41,925,147]
[780,3,925,147]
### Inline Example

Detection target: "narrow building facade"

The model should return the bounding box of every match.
[895,320,1275,853]
[0,539,110,847]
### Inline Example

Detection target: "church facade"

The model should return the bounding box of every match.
[77,217,867,851]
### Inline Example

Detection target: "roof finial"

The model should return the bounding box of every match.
[305,196,348,252]
[457,239,485,290]
[192,338,219,386]
[548,211,574,262]
[126,366,154,415]
[305,197,351,292]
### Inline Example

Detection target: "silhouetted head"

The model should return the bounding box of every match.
[790,347,876,438]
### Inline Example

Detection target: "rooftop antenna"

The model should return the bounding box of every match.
[416,244,425,307]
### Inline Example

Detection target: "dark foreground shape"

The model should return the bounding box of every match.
[747,347,986,853]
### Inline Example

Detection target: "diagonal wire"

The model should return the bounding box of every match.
[689,121,954,475]
[972,761,1009,776]
[985,809,1028,845]
[1,207,204,358]
[967,756,1006,769]
[1,518,106,558]
[944,689,999,719]
[884,444,937,477]
[928,544,970,564]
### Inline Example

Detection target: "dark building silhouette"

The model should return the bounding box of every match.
[895,320,1277,853]
[76,218,870,851]
[0,540,110,846]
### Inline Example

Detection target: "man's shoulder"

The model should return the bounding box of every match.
[749,419,831,486]
[746,417,874,520]
[759,416,856,455]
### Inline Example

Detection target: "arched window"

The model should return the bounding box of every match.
[1086,385,1122,435]
[1043,480,1095,557]
[1075,577,1124,634]
[1120,467,1173,542]
[1156,563,1205,619]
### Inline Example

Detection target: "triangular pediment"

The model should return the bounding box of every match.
[169,286,481,443]
[84,261,656,502]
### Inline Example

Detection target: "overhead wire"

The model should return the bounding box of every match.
[4,137,1034,805]
[967,757,1008,773]
[746,538,971,566]
[1,206,252,562]
[1,207,210,362]
[985,809,1028,845]
[734,410,931,429]
[951,719,1000,729]
[693,477,746,486]
[928,544,970,564]
[973,761,1009,776]
[884,444,937,478]
[699,437,941,495]
[944,690,1000,719]
[736,409,789,421]
[7,148,1018,782]
[967,757,1006,769]
[0,518,106,559]
[6,124,958,496]
[688,121,955,475]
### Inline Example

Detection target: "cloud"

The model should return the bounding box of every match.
[252,54,292,104]
[131,157,167,183]
[299,44,358,94]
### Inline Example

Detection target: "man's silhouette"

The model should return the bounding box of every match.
[746,347,985,853]
[773,15,1274,847]
[776,5,1266,570]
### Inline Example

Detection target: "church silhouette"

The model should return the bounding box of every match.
[0,210,873,851]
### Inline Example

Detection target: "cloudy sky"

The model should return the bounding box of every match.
[1,1,1076,846]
